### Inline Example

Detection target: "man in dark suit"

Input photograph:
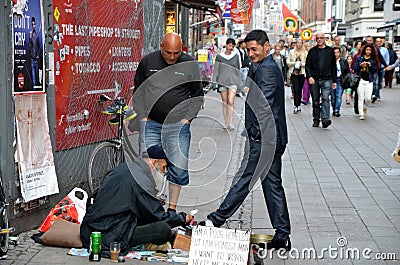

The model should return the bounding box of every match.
[207,30,291,251]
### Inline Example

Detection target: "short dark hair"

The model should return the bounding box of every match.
[226,38,236,46]
[333,47,341,53]
[32,17,36,23]
[238,40,244,46]
[244,30,269,46]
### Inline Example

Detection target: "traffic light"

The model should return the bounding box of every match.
[394,0,400,11]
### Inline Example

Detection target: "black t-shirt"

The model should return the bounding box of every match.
[318,48,327,75]
[360,57,371,81]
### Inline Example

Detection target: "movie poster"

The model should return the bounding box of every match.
[12,0,45,94]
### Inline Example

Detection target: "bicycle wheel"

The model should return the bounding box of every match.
[88,142,124,195]
[0,206,9,259]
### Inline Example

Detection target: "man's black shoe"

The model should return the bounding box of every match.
[267,238,291,251]
[371,95,377,103]
[312,120,320,127]
[322,119,331,129]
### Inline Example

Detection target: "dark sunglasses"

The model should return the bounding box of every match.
[316,37,324,40]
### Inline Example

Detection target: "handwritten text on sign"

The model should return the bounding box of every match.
[188,226,250,265]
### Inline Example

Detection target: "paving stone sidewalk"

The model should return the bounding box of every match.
[4,85,400,264]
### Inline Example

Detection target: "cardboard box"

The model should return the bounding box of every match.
[173,234,191,251]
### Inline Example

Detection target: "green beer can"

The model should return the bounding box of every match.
[89,232,102,261]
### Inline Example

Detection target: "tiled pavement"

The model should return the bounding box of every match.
[3,84,400,264]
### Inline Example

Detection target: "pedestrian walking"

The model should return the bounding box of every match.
[212,38,242,130]
[353,43,378,120]
[301,42,313,105]
[236,40,251,97]
[272,44,288,86]
[287,38,307,113]
[132,33,204,210]
[344,55,354,105]
[206,29,291,251]
[331,47,349,117]
[305,32,337,128]
[384,43,398,88]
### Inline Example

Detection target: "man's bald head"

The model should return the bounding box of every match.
[160,33,182,64]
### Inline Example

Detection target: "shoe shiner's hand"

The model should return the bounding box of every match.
[185,213,193,225]
[180,119,190,124]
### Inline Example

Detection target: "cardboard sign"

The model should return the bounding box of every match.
[188,226,250,265]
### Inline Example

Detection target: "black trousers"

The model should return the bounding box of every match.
[208,139,290,240]
[130,221,172,246]
[291,74,305,107]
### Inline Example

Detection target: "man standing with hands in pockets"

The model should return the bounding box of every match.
[306,32,337,129]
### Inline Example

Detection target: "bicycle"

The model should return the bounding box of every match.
[87,94,140,195]
[0,170,15,259]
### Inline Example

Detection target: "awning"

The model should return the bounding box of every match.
[170,0,218,12]
[377,17,400,32]
[377,23,396,32]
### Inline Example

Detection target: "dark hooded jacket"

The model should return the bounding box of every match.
[80,159,186,257]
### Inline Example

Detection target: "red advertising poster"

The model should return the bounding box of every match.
[230,0,253,24]
[52,0,144,151]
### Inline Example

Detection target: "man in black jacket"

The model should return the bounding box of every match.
[80,145,192,258]
[207,29,291,251]
[132,33,204,211]
[305,32,337,128]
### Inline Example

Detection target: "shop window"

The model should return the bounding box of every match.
[374,0,384,11]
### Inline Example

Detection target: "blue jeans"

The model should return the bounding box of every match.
[331,78,344,112]
[373,71,382,98]
[139,120,191,185]
[240,67,248,92]
[31,58,38,86]
[310,80,331,121]
[208,138,290,240]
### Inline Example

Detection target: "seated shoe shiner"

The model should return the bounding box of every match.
[80,145,192,258]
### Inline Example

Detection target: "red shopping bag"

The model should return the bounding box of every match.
[39,187,88,232]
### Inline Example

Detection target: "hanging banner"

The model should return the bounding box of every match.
[301,28,313,40]
[12,0,45,94]
[16,94,59,202]
[231,0,253,24]
[222,0,232,18]
[52,0,144,151]
[282,3,299,32]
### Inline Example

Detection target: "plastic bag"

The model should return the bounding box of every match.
[39,187,88,232]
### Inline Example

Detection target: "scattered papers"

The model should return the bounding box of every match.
[67,248,89,257]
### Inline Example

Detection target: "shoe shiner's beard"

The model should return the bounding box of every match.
[152,165,167,201]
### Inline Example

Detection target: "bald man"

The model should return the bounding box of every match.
[132,33,204,210]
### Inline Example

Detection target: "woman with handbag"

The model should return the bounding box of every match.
[353,43,378,120]
[331,47,349,117]
[287,39,307,113]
